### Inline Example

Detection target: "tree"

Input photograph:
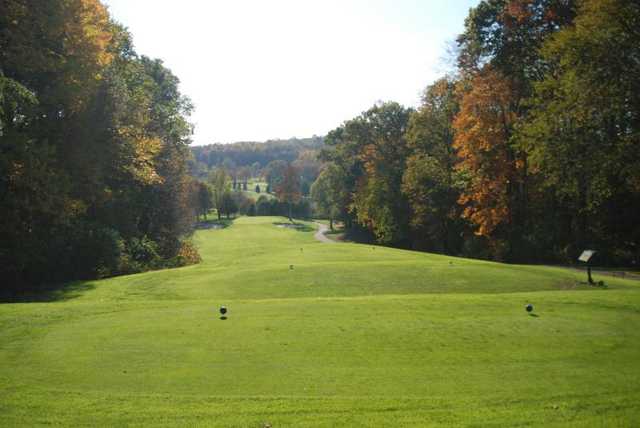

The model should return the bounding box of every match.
[311,163,347,230]
[194,181,213,220]
[232,192,255,216]
[456,0,576,81]
[351,103,412,244]
[453,67,524,260]
[255,195,272,216]
[238,166,251,190]
[293,150,322,196]
[517,0,640,262]
[220,190,238,219]
[265,160,288,192]
[453,0,577,260]
[0,1,198,289]
[275,164,302,221]
[402,77,465,253]
[209,168,229,220]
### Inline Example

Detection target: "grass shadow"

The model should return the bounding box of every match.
[195,218,235,230]
[272,222,315,232]
[528,313,540,318]
[0,280,96,304]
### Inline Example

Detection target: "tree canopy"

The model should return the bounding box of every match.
[1,0,198,291]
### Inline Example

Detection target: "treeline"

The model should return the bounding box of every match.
[190,137,324,179]
[314,0,639,265]
[194,163,313,223]
[1,0,199,291]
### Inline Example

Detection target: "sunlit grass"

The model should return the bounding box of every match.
[1,216,639,426]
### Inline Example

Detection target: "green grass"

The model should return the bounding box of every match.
[1,216,639,426]
[242,180,273,201]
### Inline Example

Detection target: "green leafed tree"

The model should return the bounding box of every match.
[194,181,213,220]
[517,0,640,262]
[402,77,465,253]
[0,1,198,289]
[311,163,347,230]
[209,168,230,221]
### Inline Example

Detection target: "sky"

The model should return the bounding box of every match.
[103,0,479,145]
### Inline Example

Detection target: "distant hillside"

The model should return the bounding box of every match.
[189,136,324,179]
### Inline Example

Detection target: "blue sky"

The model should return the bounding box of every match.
[103,0,479,145]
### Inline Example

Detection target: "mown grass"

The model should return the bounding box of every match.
[242,180,273,201]
[1,216,639,426]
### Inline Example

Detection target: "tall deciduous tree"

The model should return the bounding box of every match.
[332,102,412,244]
[517,0,640,261]
[402,77,465,253]
[275,164,302,221]
[209,168,229,221]
[194,181,213,221]
[311,163,347,230]
[453,67,526,260]
[0,1,197,290]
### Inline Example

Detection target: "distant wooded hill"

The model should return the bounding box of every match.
[189,136,324,179]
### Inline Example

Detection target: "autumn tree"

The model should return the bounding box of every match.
[321,102,412,244]
[452,0,577,260]
[0,1,197,290]
[453,67,527,260]
[275,164,302,221]
[456,0,576,82]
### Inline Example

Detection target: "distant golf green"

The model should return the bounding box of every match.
[1,216,639,426]
[243,180,273,201]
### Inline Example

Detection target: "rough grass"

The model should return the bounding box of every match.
[1,216,639,426]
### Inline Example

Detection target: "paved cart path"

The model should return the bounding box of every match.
[314,223,334,243]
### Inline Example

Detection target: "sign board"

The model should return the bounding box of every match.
[578,250,596,263]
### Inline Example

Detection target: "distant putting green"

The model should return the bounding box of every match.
[242,180,273,201]
[1,216,639,426]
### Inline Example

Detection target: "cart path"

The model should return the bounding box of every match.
[314,223,334,243]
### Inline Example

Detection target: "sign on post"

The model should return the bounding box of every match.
[578,250,596,284]
[578,250,596,263]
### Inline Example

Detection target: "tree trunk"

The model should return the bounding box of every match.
[288,202,292,222]
[330,218,334,231]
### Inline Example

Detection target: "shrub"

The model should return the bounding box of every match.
[171,240,201,267]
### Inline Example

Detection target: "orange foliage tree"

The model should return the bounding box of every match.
[453,67,527,259]
[275,164,302,221]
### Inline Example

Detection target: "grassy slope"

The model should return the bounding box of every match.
[1,216,639,427]
[242,180,273,201]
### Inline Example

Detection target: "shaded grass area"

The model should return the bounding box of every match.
[195,217,235,230]
[1,216,639,426]
[273,221,315,232]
